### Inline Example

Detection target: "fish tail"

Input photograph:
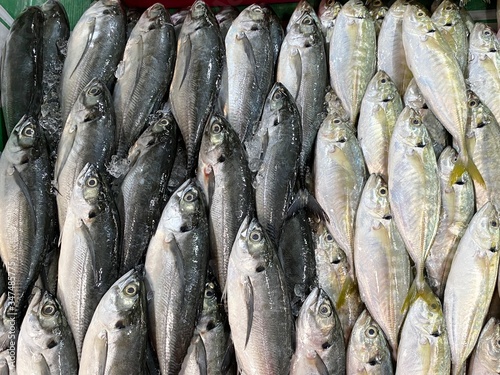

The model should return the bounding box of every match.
[451,362,466,375]
[449,152,484,187]
[287,189,329,223]
[466,156,485,187]
[336,275,357,310]
[401,277,434,313]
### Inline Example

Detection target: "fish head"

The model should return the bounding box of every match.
[198,276,224,334]
[370,5,387,25]
[438,146,470,187]
[341,0,370,20]
[319,0,340,19]
[76,79,110,123]
[320,115,355,151]
[469,22,499,54]
[168,179,206,232]
[350,310,388,367]
[466,91,496,136]
[477,318,500,372]
[11,6,43,36]
[10,116,38,152]
[292,11,319,38]
[471,202,500,254]
[411,292,446,342]
[403,4,436,37]
[431,0,460,29]
[403,78,426,110]
[315,224,348,270]
[108,269,144,318]
[201,114,238,160]
[362,174,391,220]
[396,107,431,150]
[297,287,339,349]
[139,3,171,32]
[41,0,69,21]
[267,82,294,113]
[387,0,413,20]
[74,163,105,212]
[366,70,398,104]
[325,89,349,119]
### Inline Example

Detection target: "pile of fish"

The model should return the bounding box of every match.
[1,0,500,373]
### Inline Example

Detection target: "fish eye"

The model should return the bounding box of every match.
[86,177,98,188]
[491,220,498,228]
[273,90,284,101]
[338,137,346,143]
[159,118,169,126]
[380,78,387,84]
[303,16,313,25]
[469,99,478,107]
[124,283,138,296]
[253,6,263,13]
[325,233,334,242]
[365,326,378,338]
[183,190,197,203]
[87,86,102,96]
[319,303,332,317]
[430,302,438,310]
[205,288,215,298]
[484,29,492,36]
[333,118,341,124]
[445,5,452,10]
[41,303,56,316]
[211,122,223,134]
[417,11,425,16]
[327,0,334,5]
[412,118,421,126]
[250,229,263,242]
[22,126,35,137]
[378,187,387,196]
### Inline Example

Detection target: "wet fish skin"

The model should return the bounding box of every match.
[425,146,474,298]
[170,0,224,175]
[60,0,126,125]
[468,318,500,374]
[0,117,55,314]
[171,8,189,39]
[369,0,388,36]
[329,0,377,124]
[358,70,403,181]
[227,216,293,375]
[318,0,342,57]
[1,6,44,136]
[267,6,284,68]
[314,113,367,273]
[114,3,176,158]
[254,83,301,245]
[377,0,413,96]
[290,287,345,375]
[118,112,178,275]
[54,78,116,231]
[197,114,254,293]
[57,163,120,359]
[144,179,209,375]
[444,202,500,375]
[396,292,450,374]
[467,22,500,125]
[126,7,143,38]
[354,173,411,359]
[403,78,448,157]
[277,10,327,183]
[41,0,70,71]
[225,4,273,142]
[17,289,78,375]
[346,309,393,374]
[388,106,440,292]
[79,268,147,375]
[314,223,364,343]
[286,0,321,34]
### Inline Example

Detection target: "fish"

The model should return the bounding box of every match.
[169,0,224,174]
[403,78,449,157]
[314,113,367,275]
[41,0,69,73]
[59,0,126,125]
[1,6,43,136]
[388,106,440,307]
[431,0,469,73]
[113,3,176,158]
[467,22,500,125]
[314,223,364,343]
[468,318,500,375]
[358,71,403,181]
[402,4,483,185]
[144,179,209,375]
[290,287,345,375]
[225,4,274,142]
[226,216,293,375]
[125,7,143,38]
[287,0,321,34]
[346,309,393,374]
[0,294,16,375]
[117,111,178,275]
[180,271,231,375]
[425,146,474,298]
[329,0,377,124]
[444,202,500,375]
[396,292,450,374]
[254,83,301,245]
[266,6,284,68]
[278,9,327,185]
[17,289,78,375]
[79,268,147,374]
[54,78,115,231]
[197,114,254,293]
[171,8,190,38]
[377,0,413,96]
[369,0,388,36]
[0,116,54,314]
[318,0,342,57]
[57,163,120,359]
[354,174,411,359]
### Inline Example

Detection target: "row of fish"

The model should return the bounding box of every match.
[1,0,500,373]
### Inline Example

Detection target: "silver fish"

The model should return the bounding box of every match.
[79,268,147,375]
[425,147,474,298]
[60,0,125,125]
[169,0,224,174]
[144,179,209,375]
[468,318,500,375]
[290,287,345,375]
[346,309,393,374]
[57,163,120,359]
[329,0,377,124]
[444,202,500,375]
[113,3,176,158]
[17,289,78,375]
[369,0,388,36]
[227,216,293,375]
[287,0,321,34]
[318,0,342,57]
[267,6,284,68]
[225,4,274,142]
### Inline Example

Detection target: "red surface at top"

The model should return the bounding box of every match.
[123,0,296,9]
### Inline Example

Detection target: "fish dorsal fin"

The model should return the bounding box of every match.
[243,276,254,349]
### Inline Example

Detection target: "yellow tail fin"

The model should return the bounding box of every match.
[336,275,357,310]
[449,154,485,187]
[401,280,435,313]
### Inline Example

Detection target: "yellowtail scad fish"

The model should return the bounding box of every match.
[467,317,500,374]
